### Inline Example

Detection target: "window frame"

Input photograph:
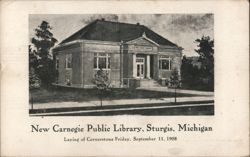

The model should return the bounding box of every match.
[159,56,172,70]
[94,53,111,70]
[55,57,59,70]
[65,54,72,70]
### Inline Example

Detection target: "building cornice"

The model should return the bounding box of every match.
[125,33,160,47]
[53,39,121,52]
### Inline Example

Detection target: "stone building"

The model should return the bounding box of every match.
[53,19,182,88]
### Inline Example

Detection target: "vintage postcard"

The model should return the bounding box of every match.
[1,0,249,156]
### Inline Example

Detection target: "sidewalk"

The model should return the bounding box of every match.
[30,96,214,110]
[138,87,214,96]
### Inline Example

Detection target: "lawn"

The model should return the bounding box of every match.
[30,86,198,104]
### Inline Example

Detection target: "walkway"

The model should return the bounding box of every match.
[31,102,214,116]
[138,87,214,96]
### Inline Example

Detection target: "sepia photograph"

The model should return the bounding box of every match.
[29,14,214,116]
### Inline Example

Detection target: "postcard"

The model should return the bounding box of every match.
[1,0,249,156]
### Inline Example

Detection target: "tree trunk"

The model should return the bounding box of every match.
[100,90,103,107]
[174,86,177,104]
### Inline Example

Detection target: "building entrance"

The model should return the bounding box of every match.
[136,57,145,78]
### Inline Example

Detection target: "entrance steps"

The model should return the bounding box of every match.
[139,79,162,88]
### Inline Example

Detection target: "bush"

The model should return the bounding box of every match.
[29,67,41,89]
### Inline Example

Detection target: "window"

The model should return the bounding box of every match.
[159,56,171,70]
[136,58,144,63]
[65,54,72,69]
[94,53,111,70]
[55,57,59,70]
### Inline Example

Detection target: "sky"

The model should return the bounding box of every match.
[29,14,213,56]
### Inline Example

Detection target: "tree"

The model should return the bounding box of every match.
[181,36,214,91]
[29,45,41,89]
[29,45,38,70]
[93,68,111,107]
[170,68,180,103]
[181,55,202,88]
[29,67,41,89]
[181,55,193,84]
[31,21,58,87]
[195,36,214,90]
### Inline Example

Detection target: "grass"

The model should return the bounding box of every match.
[180,83,214,91]
[30,86,198,104]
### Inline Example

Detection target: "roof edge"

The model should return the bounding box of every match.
[60,19,99,44]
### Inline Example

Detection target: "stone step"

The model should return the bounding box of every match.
[139,79,162,87]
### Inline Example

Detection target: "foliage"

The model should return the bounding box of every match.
[93,68,111,90]
[195,36,214,80]
[195,36,214,90]
[181,56,201,86]
[30,21,58,87]
[181,36,214,91]
[29,67,41,89]
[31,21,58,57]
[169,68,181,103]
[170,68,181,88]
[29,45,41,89]
[29,45,38,69]
[93,68,111,106]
